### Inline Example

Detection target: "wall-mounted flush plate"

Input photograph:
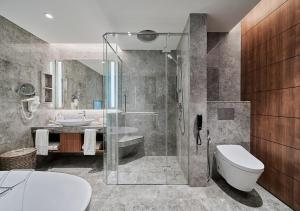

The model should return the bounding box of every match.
[217,108,235,120]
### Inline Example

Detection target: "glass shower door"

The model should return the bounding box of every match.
[117,48,168,184]
[103,33,188,185]
[103,39,123,184]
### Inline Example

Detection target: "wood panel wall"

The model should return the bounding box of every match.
[241,0,300,209]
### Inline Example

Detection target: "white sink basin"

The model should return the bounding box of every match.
[56,119,94,127]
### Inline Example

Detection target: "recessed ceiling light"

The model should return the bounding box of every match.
[44,13,54,19]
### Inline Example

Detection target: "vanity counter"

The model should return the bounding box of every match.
[31,125,106,134]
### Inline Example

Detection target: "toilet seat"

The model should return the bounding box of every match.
[216,145,264,173]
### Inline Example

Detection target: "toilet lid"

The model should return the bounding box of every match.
[216,145,264,173]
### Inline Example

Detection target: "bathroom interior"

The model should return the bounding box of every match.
[0,0,299,210]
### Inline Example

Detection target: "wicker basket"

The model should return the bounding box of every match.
[0,148,36,170]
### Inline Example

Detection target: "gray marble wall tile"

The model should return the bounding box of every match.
[207,68,219,101]
[207,23,241,101]
[0,15,103,154]
[176,14,208,187]
[0,15,52,154]
[189,14,208,187]
[120,50,177,156]
[207,101,250,178]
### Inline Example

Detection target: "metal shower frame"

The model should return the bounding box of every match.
[102,31,189,185]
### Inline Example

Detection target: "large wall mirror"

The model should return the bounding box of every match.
[54,59,104,110]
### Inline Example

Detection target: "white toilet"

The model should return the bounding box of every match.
[215,144,264,192]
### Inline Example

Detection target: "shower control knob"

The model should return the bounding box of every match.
[178,103,183,111]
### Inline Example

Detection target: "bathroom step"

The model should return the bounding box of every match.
[118,136,144,148]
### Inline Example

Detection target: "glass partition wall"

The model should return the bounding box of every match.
[103,32,188,185]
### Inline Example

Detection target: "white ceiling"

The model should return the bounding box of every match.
[0,0,259,44]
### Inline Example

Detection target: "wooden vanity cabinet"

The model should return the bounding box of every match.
[31,128,104,154]
[59,133,82,152]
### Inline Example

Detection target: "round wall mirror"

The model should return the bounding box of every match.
[17,83,36,97]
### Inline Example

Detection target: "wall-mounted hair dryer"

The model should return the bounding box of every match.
[21,96,40,120]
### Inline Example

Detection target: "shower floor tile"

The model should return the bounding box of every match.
[116,156,187,184]
[166,169,187,184]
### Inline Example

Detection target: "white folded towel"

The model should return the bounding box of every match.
[84,129,96,155]
[35,129,49,155]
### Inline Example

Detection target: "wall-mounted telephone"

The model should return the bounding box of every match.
[196,114,202,145]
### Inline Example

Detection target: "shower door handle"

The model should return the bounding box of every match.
[124,94,127,112]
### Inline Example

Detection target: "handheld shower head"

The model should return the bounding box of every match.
[167,53,177,64]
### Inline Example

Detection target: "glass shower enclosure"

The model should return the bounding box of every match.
[103,32,188,185]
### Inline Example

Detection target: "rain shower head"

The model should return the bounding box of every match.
[137,30,158,42]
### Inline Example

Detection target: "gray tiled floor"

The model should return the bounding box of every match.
[108,156,187,184]
[39,156,292,211]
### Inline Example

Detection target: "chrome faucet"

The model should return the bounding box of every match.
[79,110,86,119]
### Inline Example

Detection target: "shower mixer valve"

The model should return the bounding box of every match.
[177,103,183,111]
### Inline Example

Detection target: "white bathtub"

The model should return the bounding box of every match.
[0,171,92,211]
